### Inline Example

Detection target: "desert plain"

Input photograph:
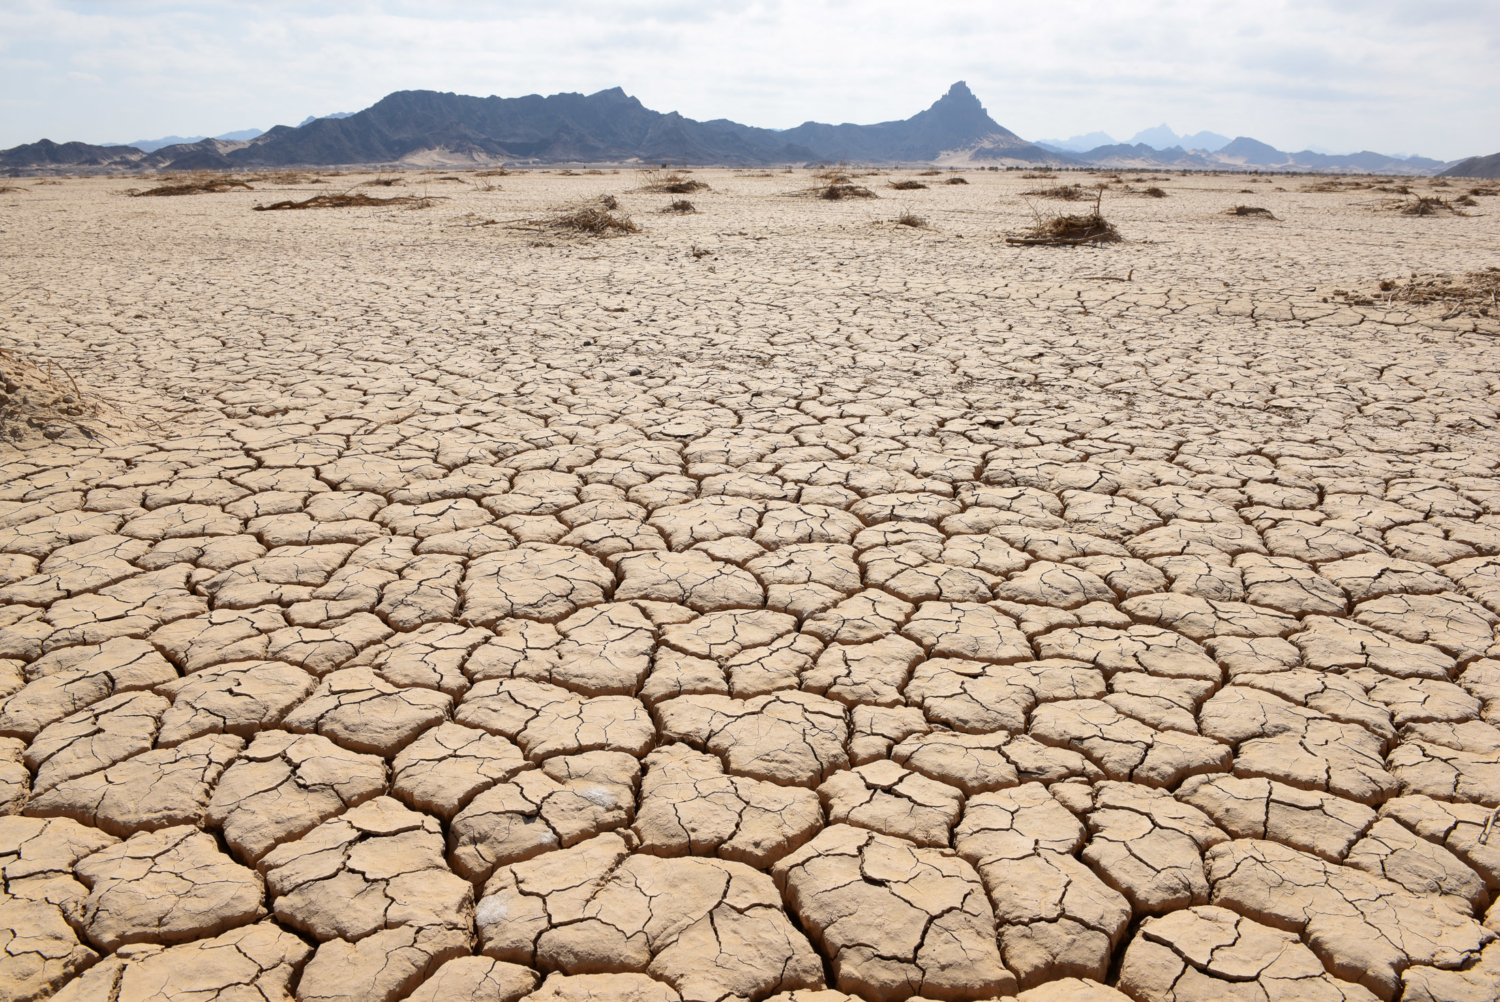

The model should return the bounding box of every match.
[0,167,1499,1002]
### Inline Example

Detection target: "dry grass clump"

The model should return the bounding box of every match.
[1334,268,1499,319]
[1022,184,1089,200]
[639,170,709,194]
[895,209,929,228]
[599,195,620,209]
[1007,190,1120,246]
[889,180,928,190]
[244,171,324,185]
[131,178,254,197]
[359,177,405,187]
[1470,185,1499,197]
[0,346,109,447]
[475,169,510,177]
[1390,195,1468,216]
[917,170,943,176]
[1301,178,1373,192]
[1228,205,1277,218]
[0,185,29,194]
[1142,187,1167,198]
[252,193,441,211]
[944,176,969,185]
[543,207,640,235]
[819,183,877,200]
[662,200,696,213]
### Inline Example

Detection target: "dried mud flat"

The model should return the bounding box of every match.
[0,168,1498,1002]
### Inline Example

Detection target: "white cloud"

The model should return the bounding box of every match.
[1,0,1495,159]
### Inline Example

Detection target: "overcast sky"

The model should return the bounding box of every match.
[3,0,1496,159]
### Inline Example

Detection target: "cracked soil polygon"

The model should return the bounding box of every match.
[3,169,1499,1000]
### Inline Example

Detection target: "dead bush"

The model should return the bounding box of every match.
[1228,205,1277,218]
[252,193,442,210]
[1334,268,1498,319]
[543,207,640,235]
[917,170,942,176]
[662,200,696,213]
[944,176,969,185]
[1391,195,1467,216]
[1022,184,1088,200]
[638,170,708,194]
[1470,185,1498,196]
[895,210,929,228]
[889,180,928,190]
[360,177,404,187]
[1007,189,1120,246]
[474,169,510,177]
[599,195,619,209]
[819,183,877,200]
[1143,187,1167,198]
[131,178,253,196]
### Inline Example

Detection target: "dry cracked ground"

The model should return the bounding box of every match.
[0,168,1498,1002]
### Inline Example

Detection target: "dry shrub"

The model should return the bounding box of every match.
[889,180,928,190]
[662,200,696,213]
[1228,205,1277,218]
[1302,178,1372,192]
[1143,187,1167,198]
[819,183,877,200]
[360,177,405,187]
[475,169,510,177]
[945,176,969,185]
[0,185,29,194]
[813,163,852,180]
[895,210,929,228]
[131,178,253,197]
[1392,195,1467,216]
[599,195,619,209]
[1455,195,1479,207]
[639,170,708,194]
[1335,269,1499,319]
[917,170,942,176]
[1020,170,1055,179]
[1022,184,1089,200]
[252,193,442,210]
[1470,185,1499,196]
[245,171,322,185]
[1007,190,1120,246]
[544,207,640,235]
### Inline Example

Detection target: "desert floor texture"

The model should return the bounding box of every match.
[1,168,1499,1002]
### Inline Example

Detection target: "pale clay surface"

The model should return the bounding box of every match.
[0,168,1498,1000]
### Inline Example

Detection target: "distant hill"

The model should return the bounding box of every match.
[1441,152,1500,179]
[0,82,1064,172]
[1070,135,1452,175]
[0,85,1472,175]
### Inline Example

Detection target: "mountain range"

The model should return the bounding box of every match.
[1,82,1489,176]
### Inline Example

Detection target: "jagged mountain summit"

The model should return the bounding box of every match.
[0,82,1063,173]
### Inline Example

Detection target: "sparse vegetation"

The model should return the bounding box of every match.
[1334,268,1499,319]
[541,206,640,235]
[131,178,254,196]
[1143,187,1167,198]
[819,183,877,200]
[360,177,405,187]
[663,200,696,213]
[252,193,442,210]
[889,180,928,190]
[917,170,942,176]
[1391,195,1467,216]
[1022,184,1089,200]
[895,209,929,228]
[944,176,968,185]
[638,170,709,194]
[1007,189,1120,246]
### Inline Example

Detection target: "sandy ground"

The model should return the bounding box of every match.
[0,167,1498,1002]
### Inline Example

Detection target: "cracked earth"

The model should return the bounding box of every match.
[0,169,1498,1002]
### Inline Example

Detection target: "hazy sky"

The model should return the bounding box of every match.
[3,0,1496,159]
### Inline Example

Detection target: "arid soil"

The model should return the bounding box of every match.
[0,168,1498,1002]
